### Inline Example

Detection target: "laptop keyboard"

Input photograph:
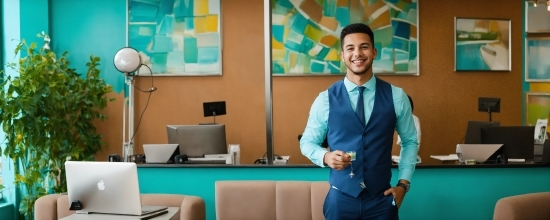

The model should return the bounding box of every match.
[141,205,168,214]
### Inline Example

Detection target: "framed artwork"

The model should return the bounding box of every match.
[454,17,511,71]
[271,0,418,76]
[525,37,550,82]
[525,1,550,33]
[128,0,222,76]
[526,92,550,126]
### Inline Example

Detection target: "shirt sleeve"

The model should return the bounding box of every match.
[300,91,329,167]
[393,89,419,182]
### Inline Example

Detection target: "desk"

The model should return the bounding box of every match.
[60,207,178,220]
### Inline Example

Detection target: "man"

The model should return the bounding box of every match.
[299,23,418,220]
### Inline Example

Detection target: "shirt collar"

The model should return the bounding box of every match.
[343,74,376,92]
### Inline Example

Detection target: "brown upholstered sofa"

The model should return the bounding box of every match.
[34,193,206,220]
[215,181,330,220]
[493,192,550,220]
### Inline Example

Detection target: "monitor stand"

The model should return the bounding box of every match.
[200,112,218,125]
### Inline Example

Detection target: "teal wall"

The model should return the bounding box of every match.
[138,166,550,220]
[0,203,14,220]
[1,1,22,219]
[1,1,51,219]
[50,0,127,93]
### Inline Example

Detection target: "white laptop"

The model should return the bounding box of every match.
[456,144,503,163]
[143,144,179,163]
[65,161,167,216]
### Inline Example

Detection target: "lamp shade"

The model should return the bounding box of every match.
[114,47,142,74]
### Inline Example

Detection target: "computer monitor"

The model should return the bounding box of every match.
[478,97,500,121]
[166,124,227,158]
[464,121,500,144]
[480,126,535,160]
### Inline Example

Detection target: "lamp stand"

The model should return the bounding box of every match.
[122,75,135,162]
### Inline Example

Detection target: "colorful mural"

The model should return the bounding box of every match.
[129,0,221,75]
[526,93,550,127]
[271,0,418,75]
[526,38,550,82]
[455,18,510,71]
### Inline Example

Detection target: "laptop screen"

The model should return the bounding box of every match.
[65,161,143,215]
[481,126,535,160]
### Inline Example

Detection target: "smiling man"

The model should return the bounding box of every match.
[299,23,419,220]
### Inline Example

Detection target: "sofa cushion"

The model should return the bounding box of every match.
[216,181,276,220]
[311,182,330,220]
[493,192,550,220]
[56,195,76,219]
[276,181,313,220]
[34,194,65,220]
[215,181,330,220]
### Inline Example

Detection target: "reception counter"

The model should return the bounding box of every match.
[137,164,550,220]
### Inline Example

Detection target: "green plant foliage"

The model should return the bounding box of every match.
[0,32,115,219]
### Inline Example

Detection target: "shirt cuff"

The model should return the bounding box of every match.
[316,149,328,168]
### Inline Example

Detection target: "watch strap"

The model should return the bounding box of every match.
[396,182,410,192]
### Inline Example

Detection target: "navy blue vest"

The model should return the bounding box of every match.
[327,77,396,198]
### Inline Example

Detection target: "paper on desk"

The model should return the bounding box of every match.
[430,154,459,161]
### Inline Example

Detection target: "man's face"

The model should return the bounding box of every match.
[340,33,377,76]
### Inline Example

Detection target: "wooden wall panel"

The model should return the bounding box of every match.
[98,0,523,165]
[272,0,523,165]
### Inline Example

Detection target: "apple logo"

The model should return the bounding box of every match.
[97,180,105,191]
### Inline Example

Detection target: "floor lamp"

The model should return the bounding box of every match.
[113,47,142,162]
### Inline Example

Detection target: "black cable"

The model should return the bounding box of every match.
[133,64,156,93]
[130,90,152,143]
[129,65,155,142]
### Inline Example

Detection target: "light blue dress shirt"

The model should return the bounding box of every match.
[300,75,419,182]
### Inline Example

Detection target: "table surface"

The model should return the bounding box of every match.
[60,207,178,220]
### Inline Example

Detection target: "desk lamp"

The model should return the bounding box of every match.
[114,47,142,162]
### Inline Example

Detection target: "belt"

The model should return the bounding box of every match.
[331,182,367,191]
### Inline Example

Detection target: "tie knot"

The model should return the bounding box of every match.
[357,86,365,94]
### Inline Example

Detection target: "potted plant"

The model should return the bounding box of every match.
[0,32,115,219]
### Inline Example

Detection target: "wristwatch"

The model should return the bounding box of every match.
[396,182,410,192]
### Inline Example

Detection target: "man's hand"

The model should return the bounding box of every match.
[383,180,409,209]
[324,150,351,170]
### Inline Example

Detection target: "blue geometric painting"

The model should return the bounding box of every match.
[271,0,418,75]
[455,17,511,71]
[526,38,550,82]
[129,0,221,76]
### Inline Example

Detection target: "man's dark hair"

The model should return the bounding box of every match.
[407,95,414,112]
[340,23,375,49]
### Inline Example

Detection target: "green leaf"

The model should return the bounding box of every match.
[0,33,116,219]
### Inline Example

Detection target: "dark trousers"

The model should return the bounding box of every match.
[323,187,399,220]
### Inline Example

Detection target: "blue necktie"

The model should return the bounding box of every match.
[356,86,366,126]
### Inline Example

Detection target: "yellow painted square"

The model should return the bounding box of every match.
[304,24,321,42]
[195,0,209,16]
[194,16,207,34]
[205,15,219,33]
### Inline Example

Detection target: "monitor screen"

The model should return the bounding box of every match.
[464,121,500,144]
[480,126,535,160]
[166,124,227,158]
[478,97,500,113]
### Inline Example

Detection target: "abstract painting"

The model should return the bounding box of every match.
[128,0,222,76]
[454,18,511,71]
[271,0,418,75]
[525,37,550,82]
[526,1,550,33]
[526,93,550,127]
